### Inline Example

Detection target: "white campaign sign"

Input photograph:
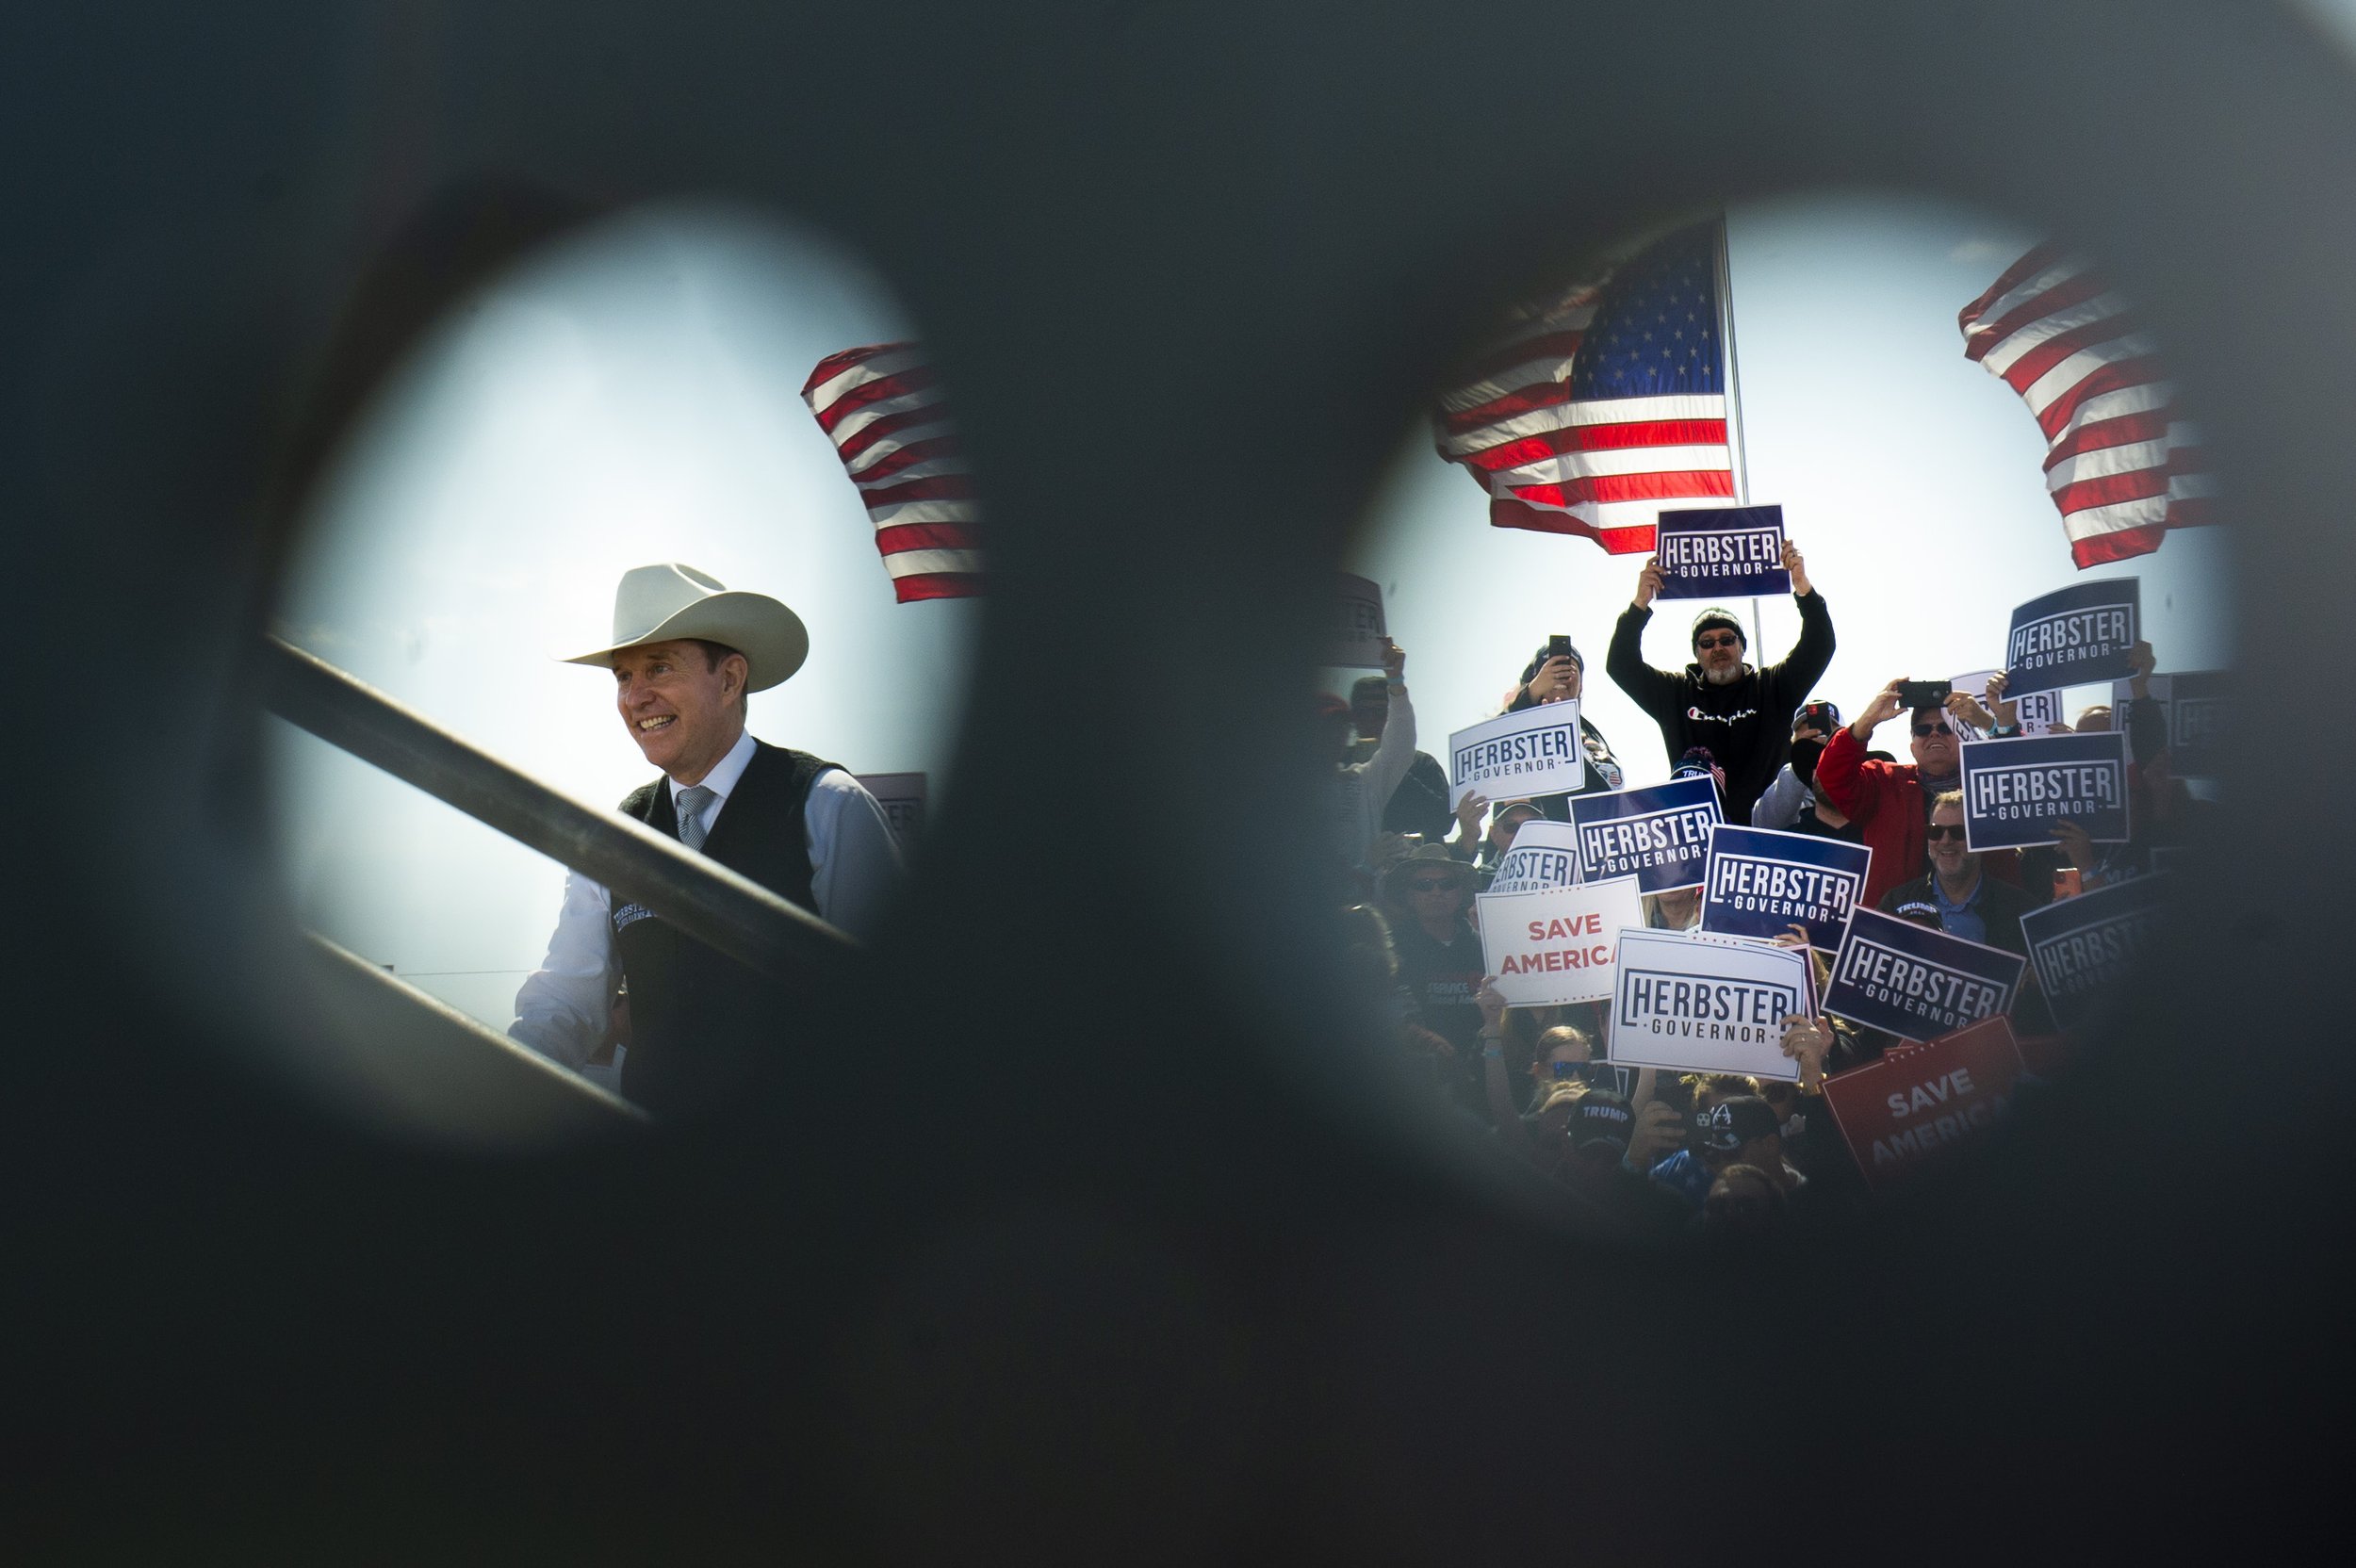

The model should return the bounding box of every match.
[1477,876,1646,1007]
[1607,928,1813,1081]
[2015,690,2065,735]
[1950,670,1998,738]
[1486,821,1582,894]
[1447,702,1587,808]
[1955,668,2061,736]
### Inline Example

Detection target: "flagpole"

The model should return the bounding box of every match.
[1714,212,1764,649]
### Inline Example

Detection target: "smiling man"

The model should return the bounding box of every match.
[1604,539,1833,825]
[1816,676,1999,910]
[1878,792,2035,956]
[508,563,903,1110]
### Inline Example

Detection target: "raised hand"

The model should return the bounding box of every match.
[1945,689,1995,733]
[1855,678,1908,737]
[1984,670,2020,729]
[1476,976,1508,1033]
[1781,538,1811,596]
[1634,557,1667,610]
[1525,655,1579,706]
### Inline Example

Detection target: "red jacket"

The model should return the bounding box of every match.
[1816,725,2025,908]
[1813,725,1926,910]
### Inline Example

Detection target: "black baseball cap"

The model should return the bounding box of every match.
[1795,699,1841,733]
[1567,1090,1635,1158]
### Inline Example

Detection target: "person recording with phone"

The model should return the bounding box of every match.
[1816,674,2051,910]
[1493,635,1626,818]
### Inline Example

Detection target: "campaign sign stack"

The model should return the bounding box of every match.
[1957,731,2131,851]
[1818,1017,2029,1195]
[1325,573,1387,667]
[2003,578,2140,694]
[1568,777,1721,894]
[1698,825,1871,953]
[2112,670,2227,778]
[1609,928,1812,1080]
[1448,703,1587,808]
[1651,504,1791,600]
[1823,907,2026,1042]
[1486,821,1581,894]
[1477,876,1645,1008]
[2020,874,2173,1031]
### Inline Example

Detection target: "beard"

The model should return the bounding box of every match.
[1701,660,1743,687]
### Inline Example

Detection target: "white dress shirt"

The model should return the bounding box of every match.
[507,727,904,1069]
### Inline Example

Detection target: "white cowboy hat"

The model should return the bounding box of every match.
[561,563,810,692]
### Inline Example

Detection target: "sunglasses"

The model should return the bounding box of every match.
[1910,723,1952,738]
[1696,633,1742,651]
[1924,825,1968,842]
[1407,878,1457,893]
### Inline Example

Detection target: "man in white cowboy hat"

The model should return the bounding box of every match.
[508,563,904,1109]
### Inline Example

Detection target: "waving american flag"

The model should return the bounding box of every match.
[1959,246,2217,568]
[1433,220,1737,556]
[803,342,984,602]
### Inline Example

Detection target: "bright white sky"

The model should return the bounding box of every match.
[270,204,978,1028]
[273,190,2235,1032]
[1337,190,2233,798]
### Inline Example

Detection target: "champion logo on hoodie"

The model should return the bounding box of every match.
[1685,706,1759,724]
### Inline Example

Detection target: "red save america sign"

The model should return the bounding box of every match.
[1819,1017,2029,1195]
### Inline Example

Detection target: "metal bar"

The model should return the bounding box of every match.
[259,636,856,982]
[304,934,647,1139]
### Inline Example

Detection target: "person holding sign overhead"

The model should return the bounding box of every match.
[1606,539,1834,825]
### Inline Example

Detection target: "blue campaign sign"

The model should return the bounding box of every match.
[2111,669,2230,780]
[2020,874,2173,1031]
[1652,505,1791,600]
[1958,732,2132,852]
[1698,825,1873,953]
[1569,776,1722,894]
[1824,906,2026,1043]
[2002,578,2140,695]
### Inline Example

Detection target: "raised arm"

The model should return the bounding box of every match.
[1478,980,1528,1145]
[1606,558,1685,716]
[1355,637,1418,807]
[1816,681,1903,825]
[1760,540,1835,710]
[2123,641,2168,766]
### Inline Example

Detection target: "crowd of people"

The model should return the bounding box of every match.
[1327,541,2202,1243]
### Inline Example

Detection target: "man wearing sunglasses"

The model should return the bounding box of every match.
[1605,539,1834,825]
[1878,792,2035,958]
[1815,676,2019,909]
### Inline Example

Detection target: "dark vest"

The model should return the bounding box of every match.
[612,740,840,1112]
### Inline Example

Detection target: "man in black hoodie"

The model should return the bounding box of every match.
[1604,539,1835,825]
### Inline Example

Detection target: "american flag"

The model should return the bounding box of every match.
[1958,246,2217,569]
[1433,220,1735,555]
[801,342,984,602]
